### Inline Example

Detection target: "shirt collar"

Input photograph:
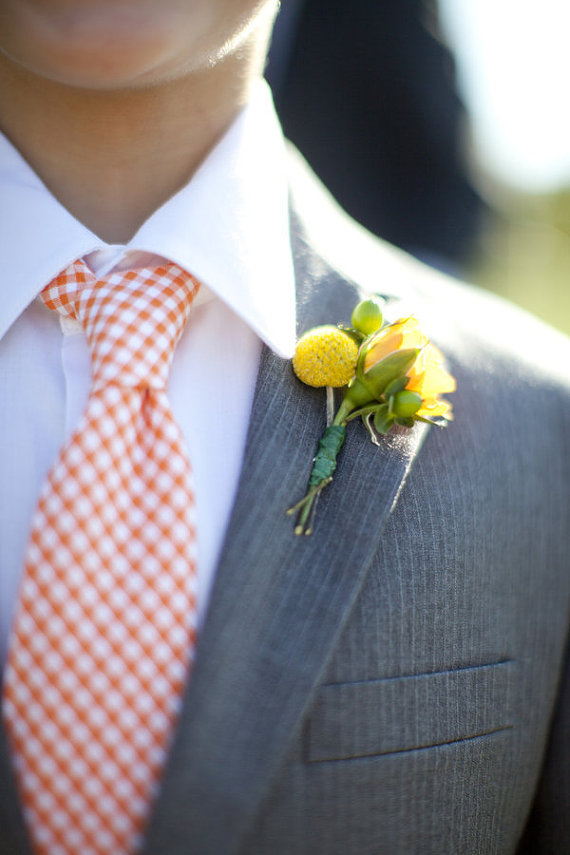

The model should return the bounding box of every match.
[0,81,296,358]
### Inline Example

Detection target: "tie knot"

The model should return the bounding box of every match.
[41,259,200,389]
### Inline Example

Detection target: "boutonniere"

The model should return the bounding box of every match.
[287,297,456,534]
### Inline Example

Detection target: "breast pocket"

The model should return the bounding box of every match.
[307,660,515,763]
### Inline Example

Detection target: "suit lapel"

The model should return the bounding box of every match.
[143,217,430,854]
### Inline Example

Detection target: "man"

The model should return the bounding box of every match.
[0,2,568,853]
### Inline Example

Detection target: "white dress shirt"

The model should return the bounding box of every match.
[0,81,296,664]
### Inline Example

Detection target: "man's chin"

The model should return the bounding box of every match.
[0,1,207,92]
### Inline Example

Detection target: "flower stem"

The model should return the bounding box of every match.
[326,386,335,426]
[287,424,346,535]
[333,397,354,426]
[287,478,332,535]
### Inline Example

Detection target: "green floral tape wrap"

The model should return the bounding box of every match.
[308,425,346,487]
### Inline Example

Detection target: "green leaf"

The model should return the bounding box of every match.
[337,325,367,345]
[373,404,394,435]
[359,348,420,398]
[384,376,409,398]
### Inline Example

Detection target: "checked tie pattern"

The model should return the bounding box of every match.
[3,260,200,855]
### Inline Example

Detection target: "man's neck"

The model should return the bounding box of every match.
[0,33,267,244]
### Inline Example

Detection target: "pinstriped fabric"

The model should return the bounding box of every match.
[2,260,200,855]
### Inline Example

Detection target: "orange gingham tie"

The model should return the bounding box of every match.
[2,259,200,855]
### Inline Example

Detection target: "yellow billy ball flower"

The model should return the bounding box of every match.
[293,325,359,388]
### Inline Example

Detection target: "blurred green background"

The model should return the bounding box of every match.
[439,0,570,337]
[468,187,570,335]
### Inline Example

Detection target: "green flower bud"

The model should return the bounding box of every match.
[391,390,423,418]
[351,298,384,335]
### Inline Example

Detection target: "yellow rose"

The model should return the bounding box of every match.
[337,317,455,424]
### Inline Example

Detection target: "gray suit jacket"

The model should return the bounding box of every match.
[2,151,570,855]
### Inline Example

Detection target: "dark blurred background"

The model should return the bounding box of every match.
[267,0,570,334]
